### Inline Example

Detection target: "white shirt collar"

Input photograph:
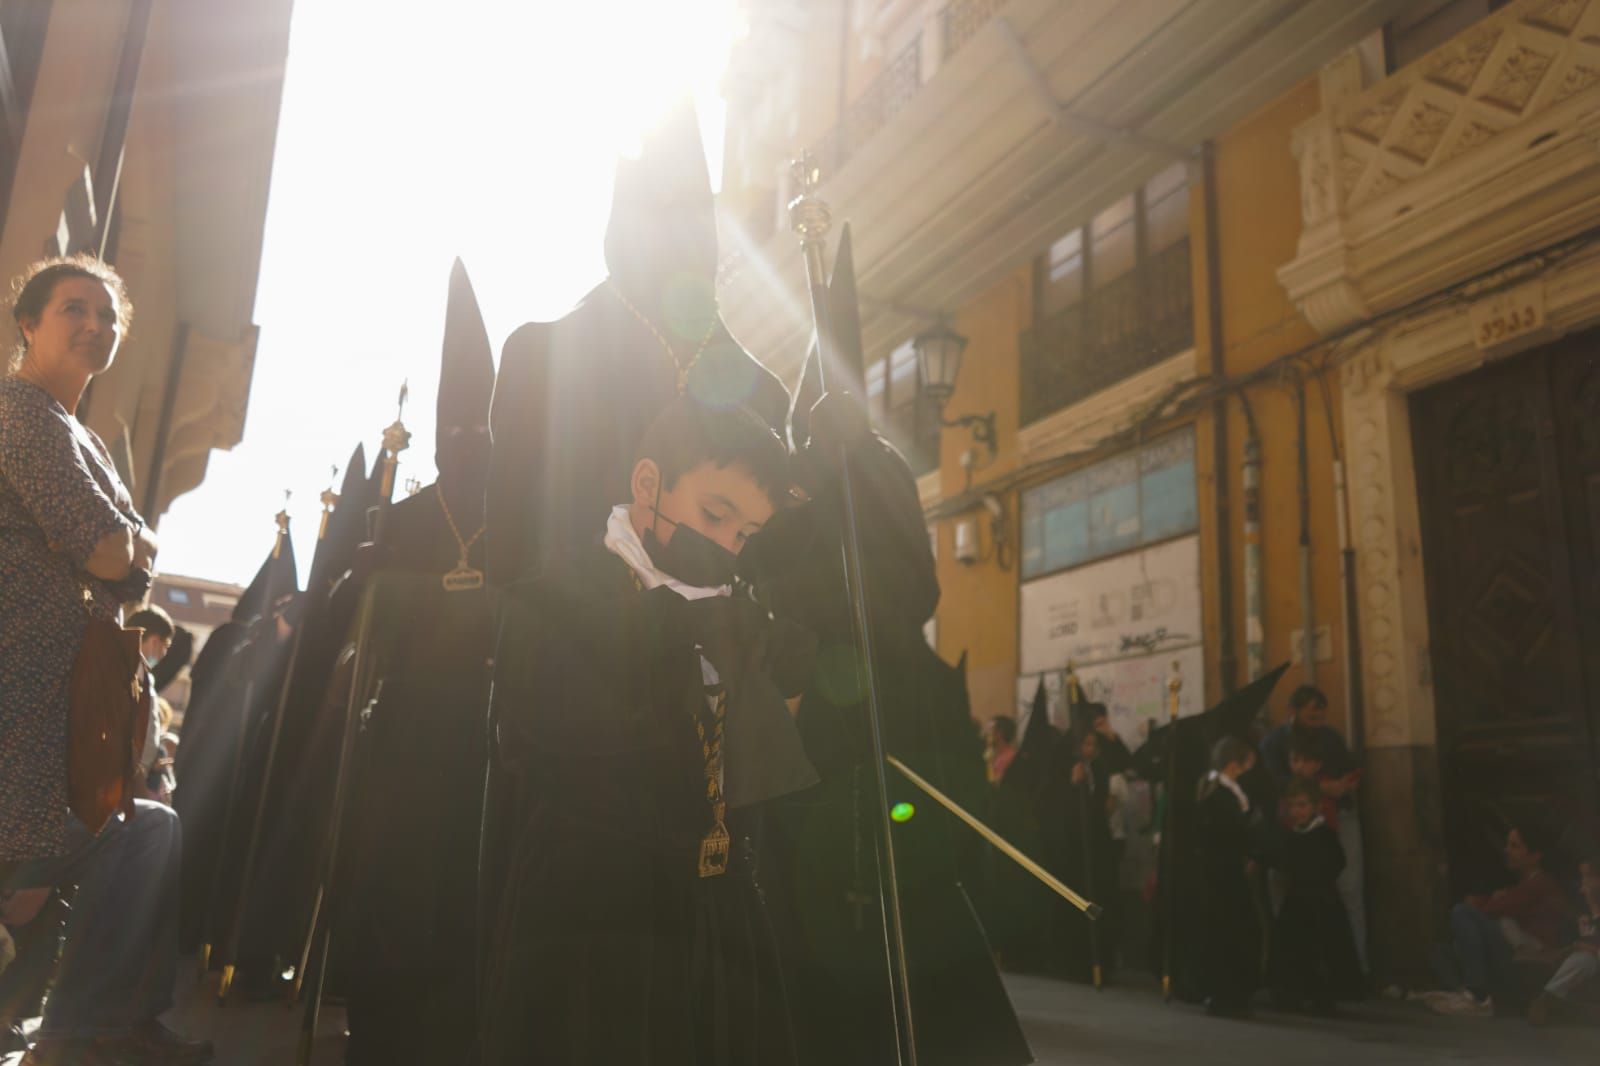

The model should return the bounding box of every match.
[1294,814,1326,833]
[603,505,729,602]
[1207,769,1250,812]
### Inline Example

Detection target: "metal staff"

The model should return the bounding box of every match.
[788,156,916,1066]
[1067,666,1104,989]
[295,577,385,1065]
[197,669,256,981]
[887,755,1101,919]
[1161,661,1182,1002]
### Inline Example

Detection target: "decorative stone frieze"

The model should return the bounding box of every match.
[1279,0,1600,335]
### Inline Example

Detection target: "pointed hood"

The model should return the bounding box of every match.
[1020,675,1055,756]
[436,258,495,444]
[792,223,867,448]
[1131,662,1289,780]
[435,259,494,504]
[233,524,300,624]
[305,443,371,600]
[603,100,719,320]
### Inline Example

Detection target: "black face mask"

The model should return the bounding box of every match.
[643,505,738,589]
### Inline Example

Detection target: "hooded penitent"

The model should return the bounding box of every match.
[790,222,866,450]
[323,259,499,1065]
[486,98,789,586]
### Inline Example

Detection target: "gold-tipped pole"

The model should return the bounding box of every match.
[380,382,411,501]
[318,466,339,541]
[887,755,1102,919]
[1065,660,1104,989]
[1161,660,1183,1002]
[272,491,291,558]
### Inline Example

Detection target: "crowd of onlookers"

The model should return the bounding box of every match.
[979,683,1600,1026]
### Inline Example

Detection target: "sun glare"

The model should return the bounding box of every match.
[157,0,746,583]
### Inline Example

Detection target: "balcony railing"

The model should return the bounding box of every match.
[942,0,1008,60]
[806,34,923,178]
[1018,237,1194,426]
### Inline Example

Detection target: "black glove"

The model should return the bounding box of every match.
[102,565,153,604]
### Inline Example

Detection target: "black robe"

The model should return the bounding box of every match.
[329,486,495,1064]
[1037,746,1116,982]
[1193,780,1262,1008]
[480,545,796,1066]
[1266,820,1364,1008]
[746,435,1031,1066]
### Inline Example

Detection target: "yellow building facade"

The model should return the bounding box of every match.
[724,0,1600,974]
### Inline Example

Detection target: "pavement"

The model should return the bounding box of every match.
[6,968,1599,1064]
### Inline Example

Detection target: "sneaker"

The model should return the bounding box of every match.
[1428,990,1493,1017]
[108,1019,214,1065]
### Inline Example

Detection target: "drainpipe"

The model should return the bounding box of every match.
[1239,392,1264,683]
[1201,141,1237,695]
[1293,371,1315,686]
[1317,370,1364,750]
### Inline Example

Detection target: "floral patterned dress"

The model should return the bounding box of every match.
[0,377,139,862]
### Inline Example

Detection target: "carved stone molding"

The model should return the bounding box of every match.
[1279,0,1600,334]
[1337,240,1600,750]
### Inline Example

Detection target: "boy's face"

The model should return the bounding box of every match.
[1295,699,1330,728]
[1289,751,1322,779]
[1580,862,1599,899]
[1286,793,1316,828]
[1504,829,1541,874]
[638,458,775,557]
[1079,732,1098,761]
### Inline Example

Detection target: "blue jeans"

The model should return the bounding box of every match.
[1,800,180,1037]
[1434,902,1512,1001]
[1545,950,1599,1001]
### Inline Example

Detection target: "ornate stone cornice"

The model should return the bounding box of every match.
[1279,0,1600,335]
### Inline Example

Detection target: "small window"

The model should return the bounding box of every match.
[166,588,191,605]
[866,359,887,423]
[887,338,918,413]
[1144,162,1190,255]
[1091,194,1136,289]
[1038,229,1084,318]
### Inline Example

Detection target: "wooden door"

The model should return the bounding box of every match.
[1412,329,1600,894]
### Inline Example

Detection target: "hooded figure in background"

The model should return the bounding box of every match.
[742,229,1031,1066]
[175,530,300,957]
[331,259,498,1065]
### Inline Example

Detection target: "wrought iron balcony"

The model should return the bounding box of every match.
[1018,237,1194,427]
[806,34,923,178]
[942,0,1008,60]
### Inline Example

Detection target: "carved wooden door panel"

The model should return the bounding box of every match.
[1412,331,1599,895]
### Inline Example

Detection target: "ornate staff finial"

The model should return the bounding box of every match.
[318,465,339,541]
[403,477,423,498]
[380,380,412,501]
[1167,660,1183,722]
[1065,659,1082,705]
[272,490,292,559]
[787,153,832,247]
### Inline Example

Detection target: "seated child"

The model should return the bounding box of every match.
[1195,735,1263,1017]
[480,398,818,1065]
[1529,855,1600,1025]
[1266,778,1364,1012]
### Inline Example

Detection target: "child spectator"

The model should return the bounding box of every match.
[1429,823,1571,1016]
[1195,735,1262,1017]
[1528,855,1599,1025]
[1266,777,1364,1012]
[1283,735,1339,832]
[986,715,1018,785]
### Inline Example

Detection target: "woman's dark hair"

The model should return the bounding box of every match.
[635,397,789,507]
[8,254,133,373]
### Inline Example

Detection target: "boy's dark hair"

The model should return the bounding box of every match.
[1289,685,1328,713]
[635,397,788,507]
[127,605,175,641]
[1283,775,1322,806]
[1510,820,1555,864]
[1210,735,1256,773]
[990,716,1016,744]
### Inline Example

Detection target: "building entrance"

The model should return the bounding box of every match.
[1411,328,1600,892]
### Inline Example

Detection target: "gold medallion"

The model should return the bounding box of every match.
[442,563,485,593]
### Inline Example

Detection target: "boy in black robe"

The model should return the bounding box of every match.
[480,398,815,1065]
[1266,777,1364,1012]
[1194,735,1263,1017]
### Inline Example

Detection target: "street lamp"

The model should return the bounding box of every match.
[914,318,996,458]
